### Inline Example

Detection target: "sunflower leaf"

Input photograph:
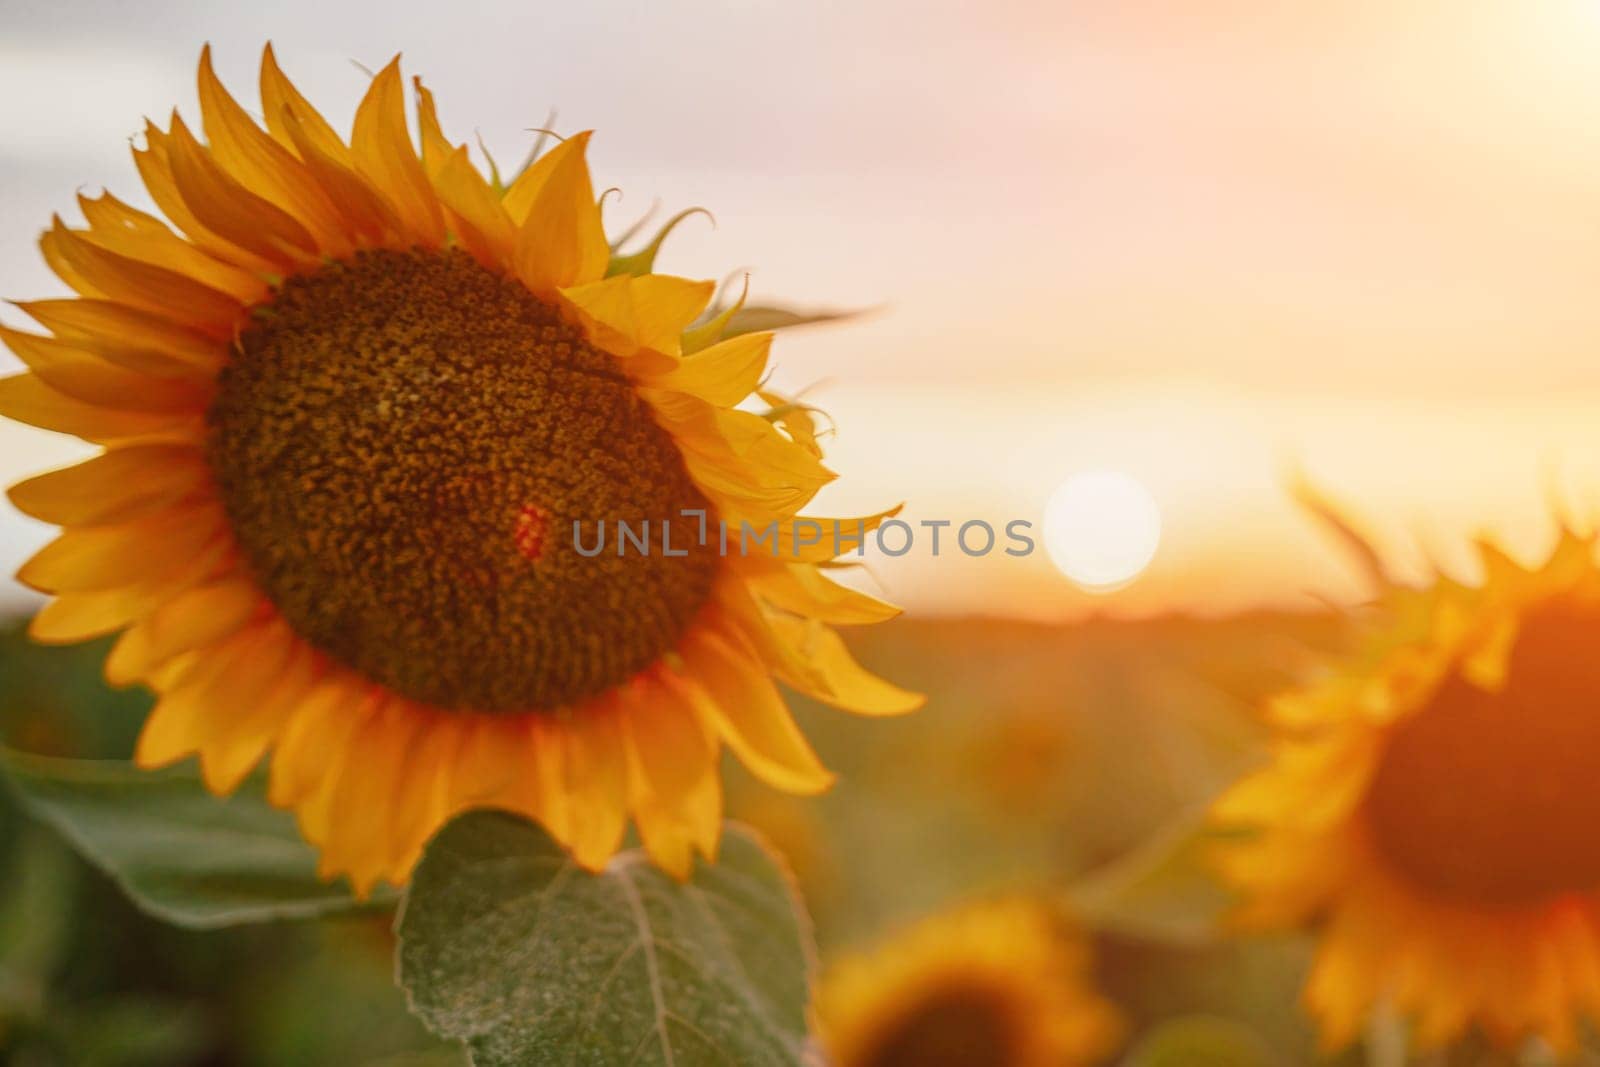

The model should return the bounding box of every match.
[0,748,385,928]
[396,810,816,1067]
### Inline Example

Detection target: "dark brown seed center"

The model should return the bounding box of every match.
[1364,599,1600,908]
[858,988,1022,1067]
[207,248,718,714]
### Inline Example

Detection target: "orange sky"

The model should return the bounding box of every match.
[4,0,1600,617]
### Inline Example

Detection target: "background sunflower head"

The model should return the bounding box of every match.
[814,897,1125,1067]
[1214,492,1600,1056]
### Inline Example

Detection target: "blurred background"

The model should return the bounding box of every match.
[10,0,1600,619]
[5,0,1600,1063]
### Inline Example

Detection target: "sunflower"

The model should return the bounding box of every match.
[1,45,921,894]
[815,899,1124,1067]
[1214,490,1600,1056]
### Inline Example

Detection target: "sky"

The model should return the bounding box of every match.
[5,0,1600,619]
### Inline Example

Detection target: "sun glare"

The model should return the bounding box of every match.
[1043,471,1162,592]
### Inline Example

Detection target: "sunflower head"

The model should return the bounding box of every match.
[1214,489,1600,1056]
[2,44,921,894]
[815,899,1124,1067]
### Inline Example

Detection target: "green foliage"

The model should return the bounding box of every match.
[0,749,384,928]
[0,611,1369,1063]
[397,811,815,1067]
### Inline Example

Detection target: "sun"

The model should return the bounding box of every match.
[1042,471,1161,592]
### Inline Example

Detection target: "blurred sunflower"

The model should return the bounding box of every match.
[0,45,920,894]
[1214,489,1600,1055]
[815,899,1124,1067]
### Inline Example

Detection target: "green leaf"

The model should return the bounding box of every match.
[0,748,385,928]
[396,810,816,1067]
[45,996,212,1067]
[0,823,76,1017]
[1064,805,1234,946]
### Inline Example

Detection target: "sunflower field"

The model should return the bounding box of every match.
[6,13,1600,1067]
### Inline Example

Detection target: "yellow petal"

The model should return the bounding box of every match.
[259,43,349,162]
[0,373,202,442]
[385,709,463,876]
[648,330,770,404]
[443,715,522,813]
[277,104,401,244]
[25,540,235,644]
[7,444,210,525]
[411,77,454,179]
[14,299,224,373]
[618,675,714,811]
[0,324,211,414]
[756,388,824,459]
[268,677,373,809]
[648,389,834,489]
[764,614,923,716]
[680,768,721,862]
[512,131,608,295]
[677,624,834,795]
[135,626,258,769]
[641,390,835,522]
[556,280,669,374]
[350,57,444,246]
[42,219,242,335]
[500,134,566,224]
[631,797,695,880]
[432,146,516,268]
[323,698,422,895]
[560,703,629,870]
[196,622,300,793]
[747,561,901,625]
[105,576,263,686]
[75,190,267,304]
[132,124,280,278]
[197,45,349,255]
[560,273,714,360]
[617,275,715,357]
[771,507,904,564]
[164,113,319,269]
[17,502,226,594]
[529,717,573,842]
